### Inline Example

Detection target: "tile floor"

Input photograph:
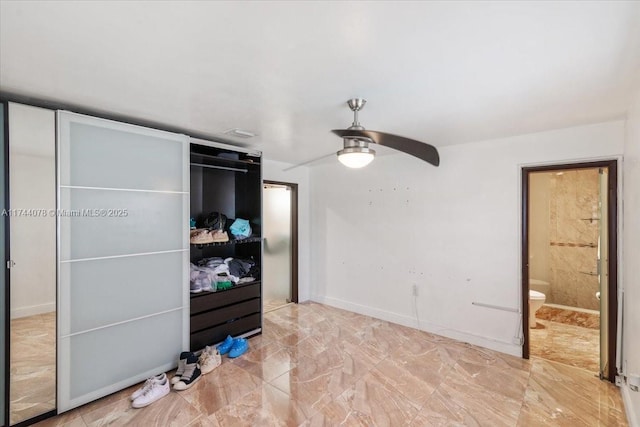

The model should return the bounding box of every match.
[34,302,627,426]
[263,299,291,314]
[10,311,56,425]
[530,307,600,374]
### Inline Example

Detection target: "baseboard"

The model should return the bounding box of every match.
[11,302,55,319]
[622,384,639,427]
[311,294,520,357]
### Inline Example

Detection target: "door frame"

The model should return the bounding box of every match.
[2,100,8,427]
[521,160,618,382]
[263,180,299,303]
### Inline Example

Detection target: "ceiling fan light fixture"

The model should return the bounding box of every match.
[337,146,375,168]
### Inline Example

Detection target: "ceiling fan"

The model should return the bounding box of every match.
[284,98,440,171]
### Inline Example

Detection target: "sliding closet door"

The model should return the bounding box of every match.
[57,112,189,411]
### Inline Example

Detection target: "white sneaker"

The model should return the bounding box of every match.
[131,375,170,408]
[199,346,221,375]
[130,373,166,401]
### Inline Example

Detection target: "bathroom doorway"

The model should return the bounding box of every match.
[521,160,618,382]
[262,181,298,313]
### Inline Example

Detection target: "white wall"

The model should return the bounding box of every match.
[310,120,624,356]
[262,159,311,302]
[622,88,640,426]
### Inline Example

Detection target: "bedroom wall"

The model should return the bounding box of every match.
[262,159,311,302]
[309,120,624,356]
[622,87,640,427]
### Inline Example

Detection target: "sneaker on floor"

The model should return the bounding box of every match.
[171,352,191,385]
[217,335,235,355]
[130,373,166,401]
[131,375,170,408]
[199,346,221,374]
[173,353,201,391]
[228,338,248,358]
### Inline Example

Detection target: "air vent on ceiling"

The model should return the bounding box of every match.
[223,128,257,138]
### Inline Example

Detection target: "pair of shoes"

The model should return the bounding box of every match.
[190,229,214,244]
[130,373,170,408]
[190,229,230,244]
[217,335,249,358]
[229,338,248,358]
[199,345,221,374]
[172,352,201,391]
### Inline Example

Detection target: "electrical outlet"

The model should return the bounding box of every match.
[412,284,418,297]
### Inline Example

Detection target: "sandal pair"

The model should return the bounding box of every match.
[217,335,249,358]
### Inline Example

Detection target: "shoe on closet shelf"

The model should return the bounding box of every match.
[190,280,203,293]
[131,375,170,408]
[190,229,214,244]
[130,373,167,401]
[228,338,249,358]
[173,353,201,391]
[210,230,229,243]
[217,335,235,355]
[199,346,221,374]
[171,352,191,385]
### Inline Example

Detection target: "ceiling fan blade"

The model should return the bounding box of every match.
[282,151,335,172]
[332,129,440,167]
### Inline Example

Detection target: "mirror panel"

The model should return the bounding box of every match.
[1,103,6,427]
[8,103,56,425]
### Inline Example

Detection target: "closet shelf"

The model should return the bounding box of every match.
[190,280,261,299]
[190,236,262,248]
[190,152,260,167]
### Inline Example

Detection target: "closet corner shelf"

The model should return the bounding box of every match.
[190,280,261,299]
[190,236,262,248]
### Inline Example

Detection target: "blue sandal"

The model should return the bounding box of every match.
[228,338,248,358]
[217,335,234,355]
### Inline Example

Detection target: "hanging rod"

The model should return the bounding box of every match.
[190,163,248,173]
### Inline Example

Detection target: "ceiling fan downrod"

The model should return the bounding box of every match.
[347,98,366,130]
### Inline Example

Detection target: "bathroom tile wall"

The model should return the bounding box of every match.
[548,169,600,310]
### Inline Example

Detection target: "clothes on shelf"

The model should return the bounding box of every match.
[189,256,258,293]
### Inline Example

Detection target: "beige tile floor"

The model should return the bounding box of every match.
[10,311,56,425]
[530,317,600,374]
[263,299,291,314]
[34,302,627,427]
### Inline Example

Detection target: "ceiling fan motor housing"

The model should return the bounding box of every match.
[339,136,376,156]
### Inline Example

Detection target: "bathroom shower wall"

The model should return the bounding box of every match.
[529,173,551,282]
[548,169,600,310]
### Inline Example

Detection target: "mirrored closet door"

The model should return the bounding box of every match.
[7,103,57,425]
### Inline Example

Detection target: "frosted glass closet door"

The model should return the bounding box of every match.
[57,112,189,411]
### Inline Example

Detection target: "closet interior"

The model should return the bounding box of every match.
[189,142,262,351]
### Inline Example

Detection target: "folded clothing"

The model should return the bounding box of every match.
[230,218,252,239]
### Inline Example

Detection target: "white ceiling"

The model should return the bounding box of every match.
[1,1,639,165]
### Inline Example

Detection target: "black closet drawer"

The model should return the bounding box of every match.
[190,282,260,315]
[191,298,261,332]
[190,313,261,351]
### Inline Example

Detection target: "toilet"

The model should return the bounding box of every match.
[529,290,546,328]
[528,278,549,328]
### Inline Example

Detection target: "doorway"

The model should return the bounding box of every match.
[521,160,618,382]
[263,181,298,313]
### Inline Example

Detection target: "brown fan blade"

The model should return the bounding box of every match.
[332,129,440,167]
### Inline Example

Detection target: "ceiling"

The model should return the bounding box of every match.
[1,1,640,165]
